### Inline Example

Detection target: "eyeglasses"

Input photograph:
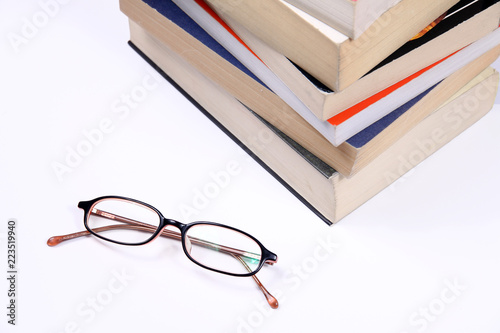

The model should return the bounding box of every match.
[47,196,279,309]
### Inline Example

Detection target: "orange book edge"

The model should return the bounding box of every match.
[195,0,263,62]
[328,48,461,125]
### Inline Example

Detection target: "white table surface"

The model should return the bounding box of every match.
[1,1,499,332]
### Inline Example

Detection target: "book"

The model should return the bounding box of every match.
[201,0,460,91]
[175,0,500,146]
[282,0,402,39]
[216,0,500,120]
[120,0,500,177]
[126,22,499,224]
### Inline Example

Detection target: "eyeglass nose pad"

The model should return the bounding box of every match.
[185,235,192,254]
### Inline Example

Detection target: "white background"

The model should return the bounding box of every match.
[1,1,499,332]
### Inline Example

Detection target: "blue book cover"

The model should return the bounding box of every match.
[142,0,264,85]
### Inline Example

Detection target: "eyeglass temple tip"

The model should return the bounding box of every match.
[47,236,64,247]
[266,292,279,309]
[47,230,90,247]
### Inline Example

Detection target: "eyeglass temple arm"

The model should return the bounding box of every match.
[47,210,276,265]
[47,224,172,246]
[231,254,279,309]
[95,210,267,263]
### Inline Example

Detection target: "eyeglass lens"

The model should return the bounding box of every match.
[87,199,161,244]
[185,224,262,275]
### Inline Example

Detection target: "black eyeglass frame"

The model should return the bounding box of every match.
[78,195,278,278]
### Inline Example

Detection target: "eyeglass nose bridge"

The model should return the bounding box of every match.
[162,218,185,230]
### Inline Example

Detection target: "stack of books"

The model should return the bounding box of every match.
[120,0,500,224]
